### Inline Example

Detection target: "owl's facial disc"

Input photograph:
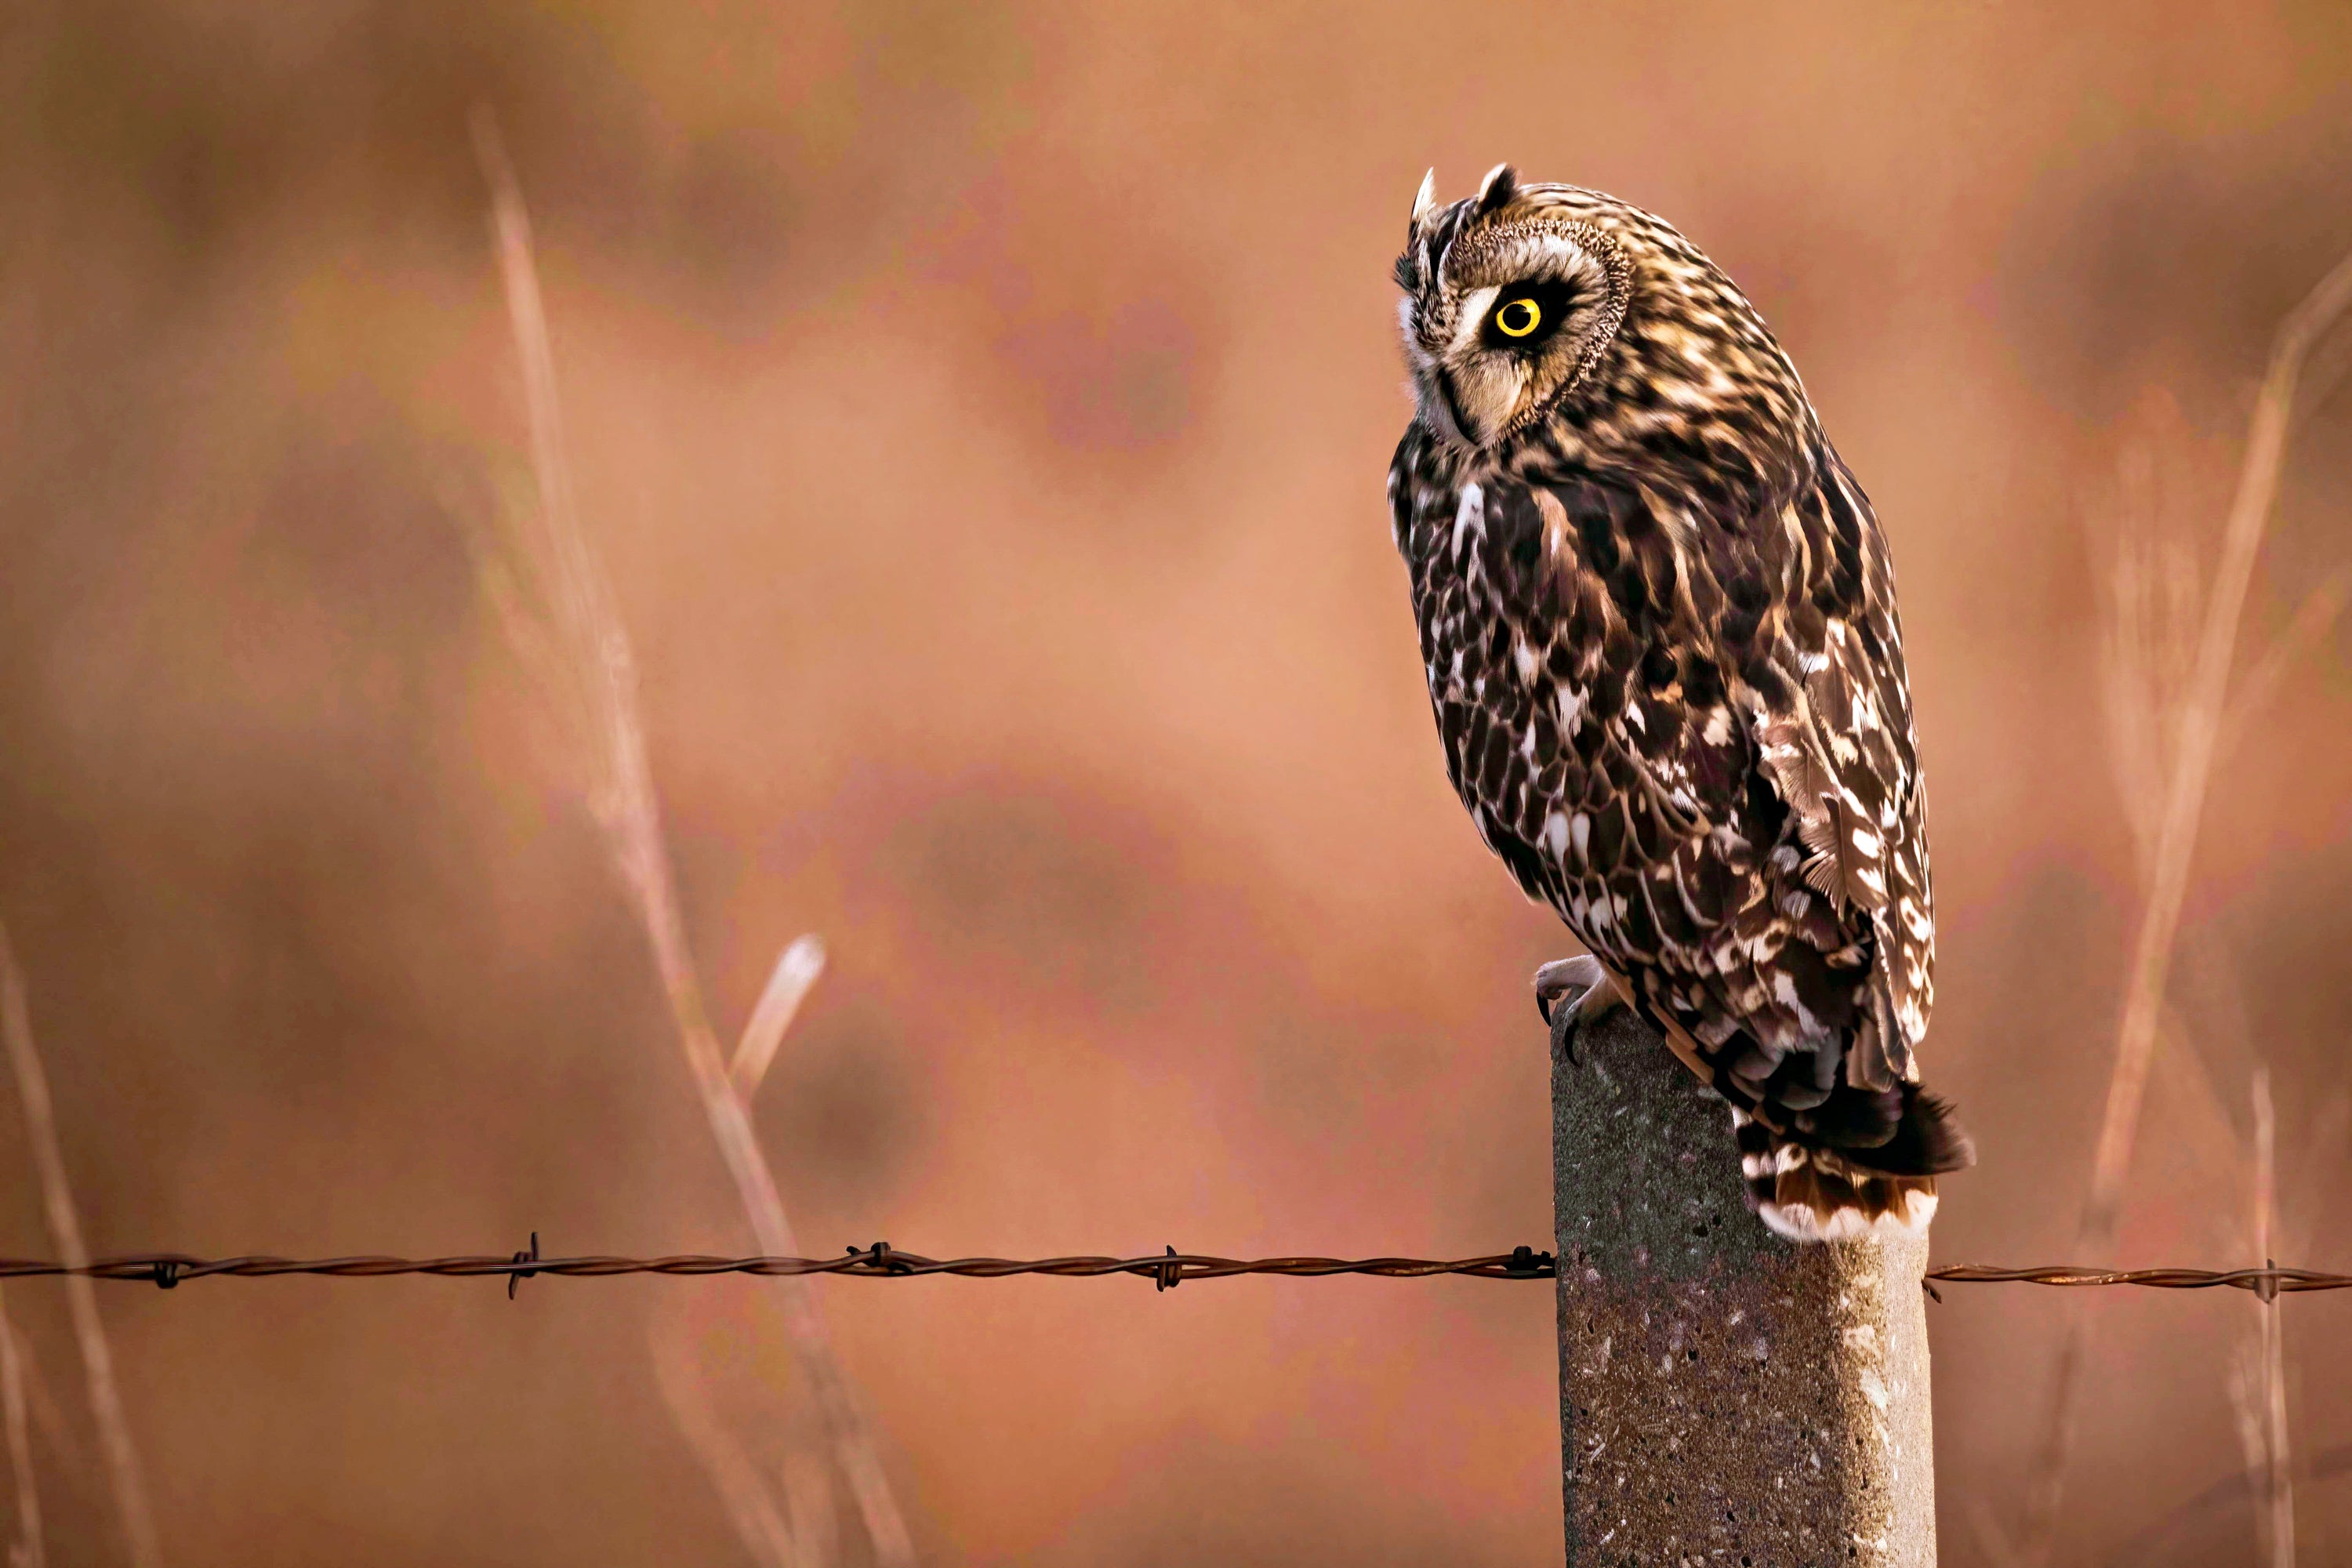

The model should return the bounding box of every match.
[1396,192,1625,453]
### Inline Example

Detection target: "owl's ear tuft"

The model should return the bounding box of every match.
[1410,167,1438,226]
[1474,162,1519,215]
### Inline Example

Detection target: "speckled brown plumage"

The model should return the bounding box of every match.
[1388,166,1973,1239]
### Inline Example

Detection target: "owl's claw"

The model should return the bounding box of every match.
[1548,997,1584,1066]
[1534,955,1623,1068]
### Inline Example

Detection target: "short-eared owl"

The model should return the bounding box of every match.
[1388,165,1973,1240]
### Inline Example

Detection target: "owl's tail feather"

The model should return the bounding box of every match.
[1732,1091,1969,1243]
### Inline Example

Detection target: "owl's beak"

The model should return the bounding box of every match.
[1428,365,1479,449]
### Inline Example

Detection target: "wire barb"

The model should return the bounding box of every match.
[508,1232,539,1301]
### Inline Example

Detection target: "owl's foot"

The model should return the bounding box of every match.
[1534,955,1624,1067]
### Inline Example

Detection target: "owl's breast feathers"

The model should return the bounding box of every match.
[1390,422,1936,1145]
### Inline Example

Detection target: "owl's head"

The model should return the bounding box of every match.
[1392,164,1631,452]
[1394,166,1809,474]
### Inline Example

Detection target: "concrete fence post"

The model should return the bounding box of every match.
[1553,1007,1937,1566]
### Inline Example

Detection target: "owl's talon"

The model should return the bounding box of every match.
[1550,996,1584,1066]
[1534,955,1622,1067]
[1534,955,1599,1018]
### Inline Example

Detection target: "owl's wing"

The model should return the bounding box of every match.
[1745,448,1933,1091]
[1515,446,1933,1101]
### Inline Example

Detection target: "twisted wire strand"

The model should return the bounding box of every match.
[0,1246,1555,1291]
[0,1247,2343,1294]
[1923,1263,2349,1294]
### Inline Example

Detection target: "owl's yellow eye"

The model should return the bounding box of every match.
[1494,297,1541,338]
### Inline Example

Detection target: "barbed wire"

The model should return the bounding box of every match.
[0,1241,2345,1298]
[0,1242,1552,1296]
[1922,1262,2348,1297]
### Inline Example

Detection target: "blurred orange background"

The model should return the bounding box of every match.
[3,2,2350,1563]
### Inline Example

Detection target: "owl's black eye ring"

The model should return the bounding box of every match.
[1482,280,1574,350]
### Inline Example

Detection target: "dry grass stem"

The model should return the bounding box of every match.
[2250,1070,2295,1568]
[781,1450,842,1568]
[2103,1443,2352,1567]
[2220,1072,2296,1561]
[2228,1091,2267,1523]
[2082,242,2352,1250]
[0,1327,80,1493]
[2089,441,2197,869]
[468,110,914,1568]
[1967,1500,2027,1568]
[2146,1011,2245,1197]
[0,925,158,1568]
[2024,243,2352,1563]
[650,1325,803,1568]
[733,936,828,1103]
[0,1286,41,1568]
[2221,569,2351,754]
[2251,1068,2274,1275]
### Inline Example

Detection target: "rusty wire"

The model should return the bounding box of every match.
[0,1241,2344,1297]
[0,1240,1555,1294]
[1922,1262,2350,1296]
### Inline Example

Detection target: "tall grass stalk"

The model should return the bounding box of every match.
[2020,244,2352,1563]
[2245,1071,2295,1568]
[469,110,914,1568]
[0,925,156,1568]
[0,1283,41,1568]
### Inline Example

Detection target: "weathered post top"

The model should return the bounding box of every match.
[1554,1008,1936,1566]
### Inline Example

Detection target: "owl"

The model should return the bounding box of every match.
[1388,165,1973,1240]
